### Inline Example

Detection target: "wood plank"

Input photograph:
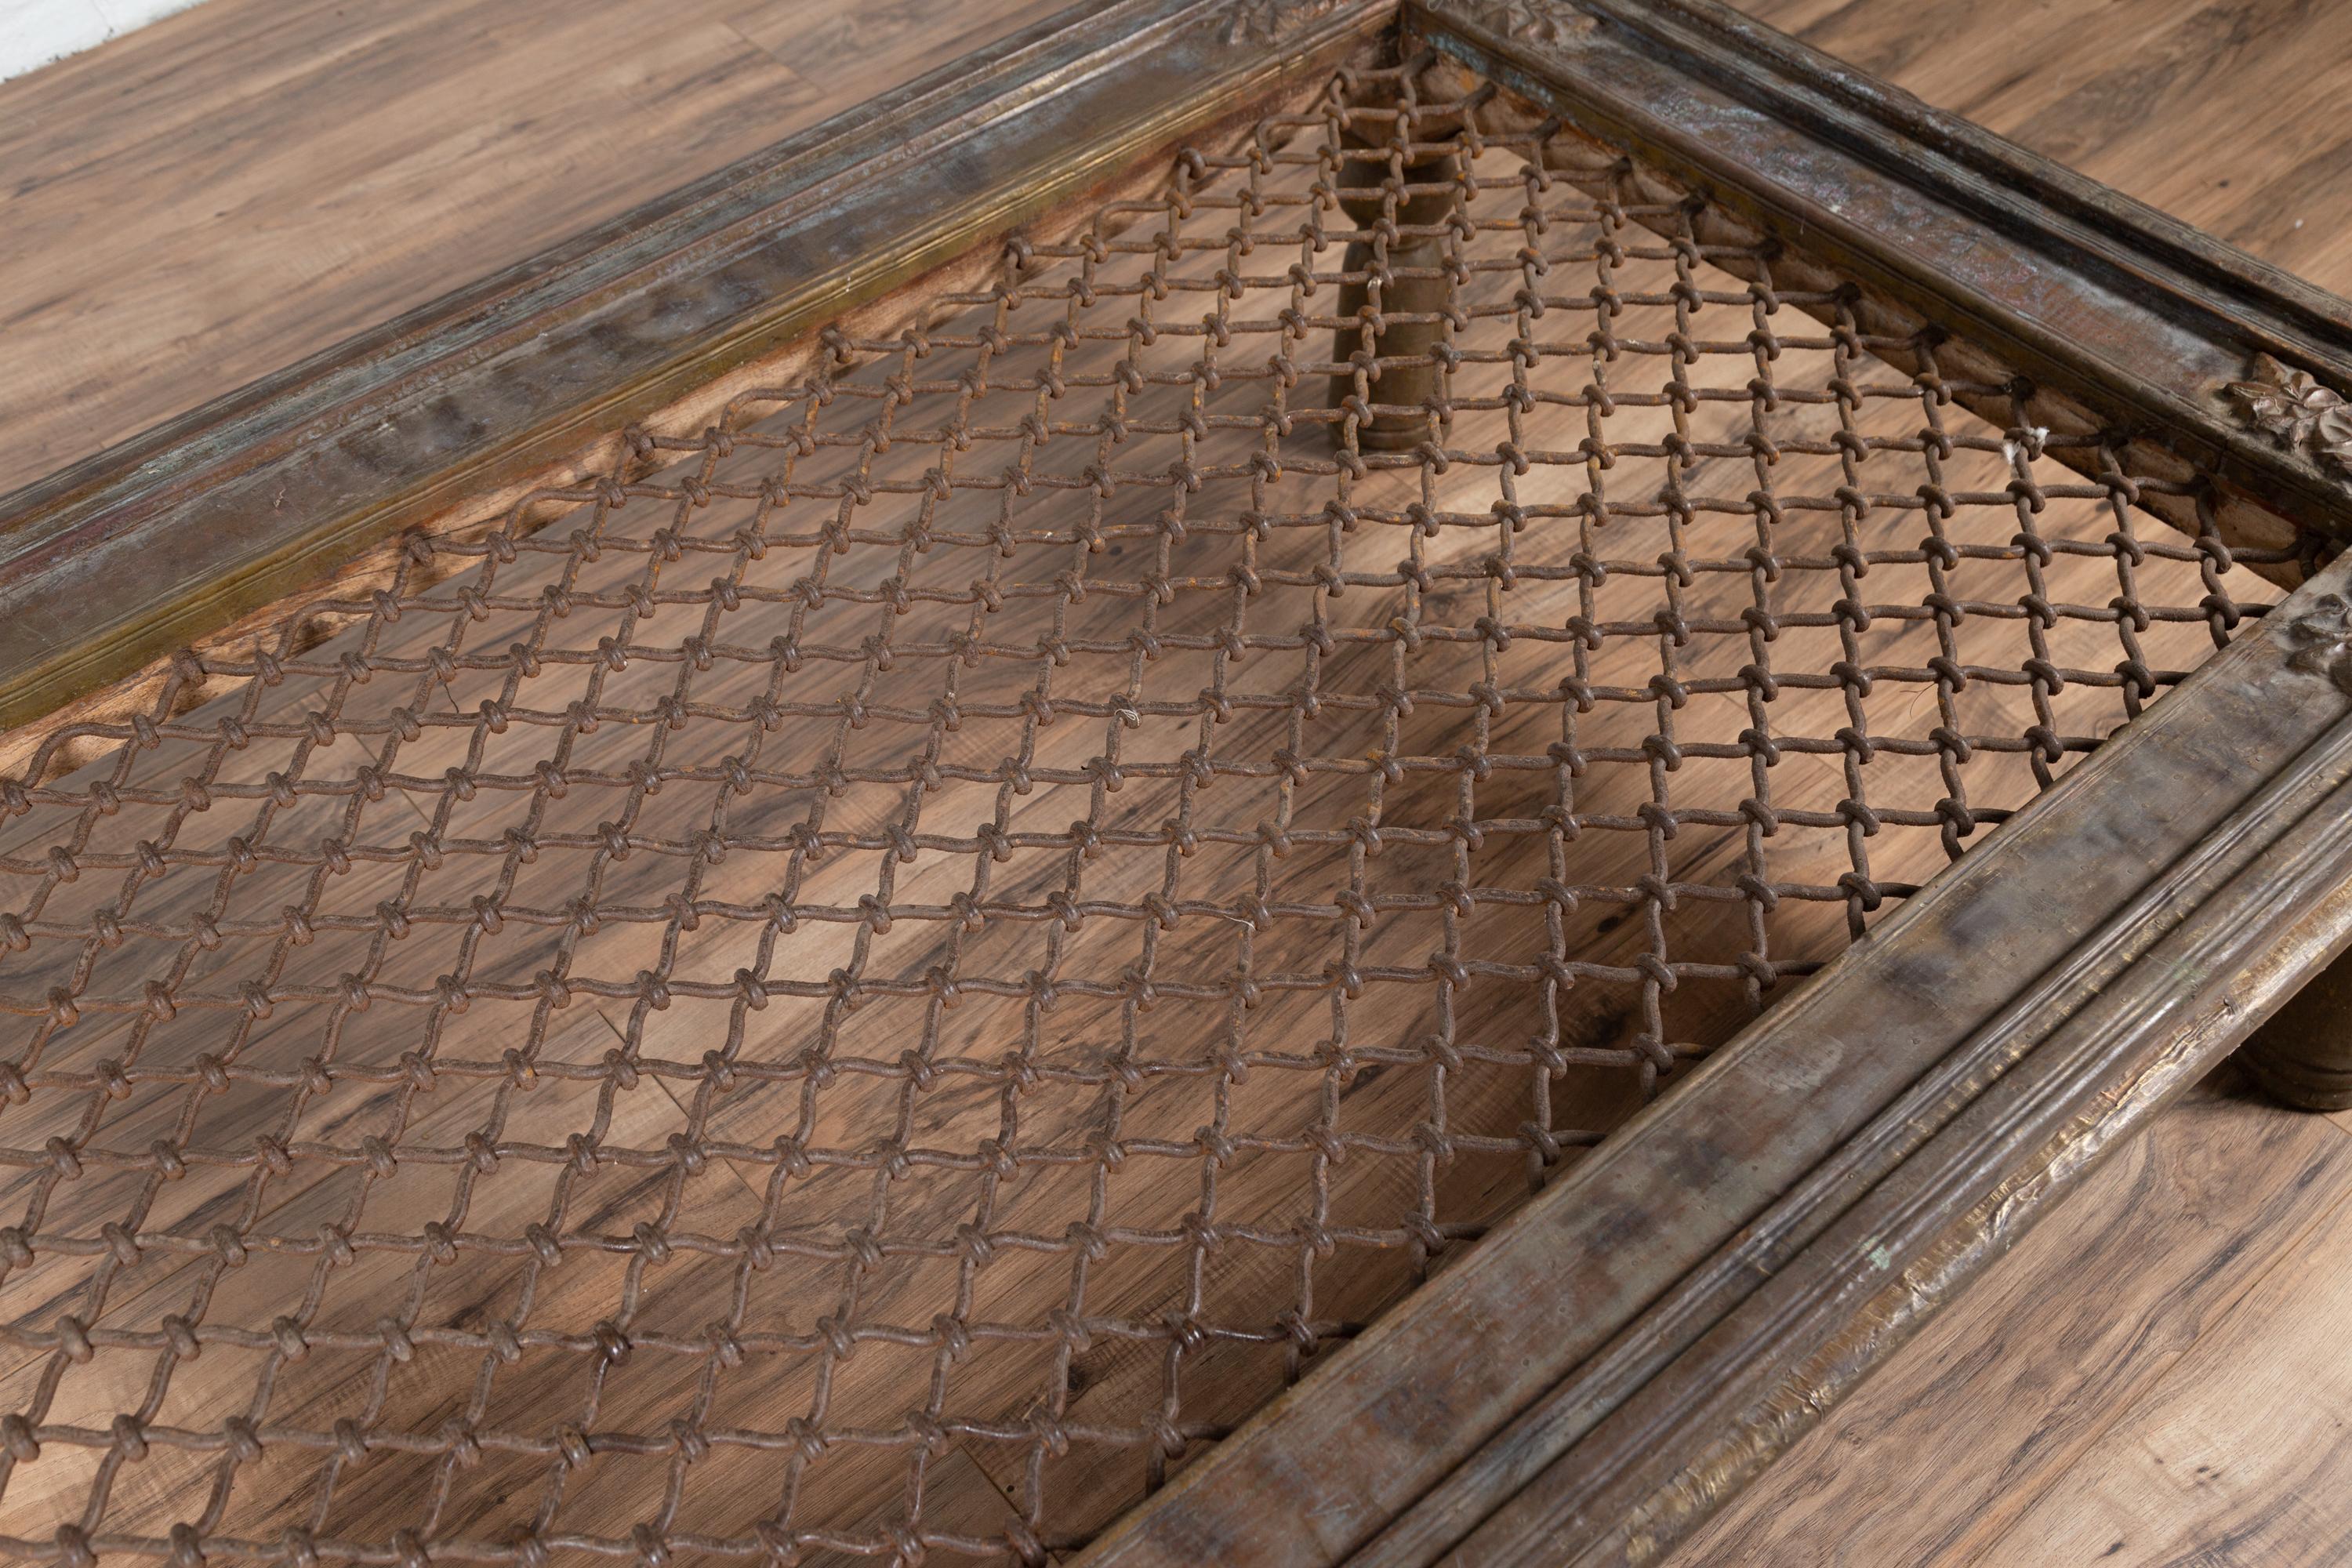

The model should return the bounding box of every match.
[1635,9,2352,1563]
[1962,1114,2352,1566]
[9,0,2352,1559]
[1729,0,2352,301]
[0,0,1073,496]
[14,0,2338,516]
[9,129,2277,1555]
[1668,1064,2352,1566]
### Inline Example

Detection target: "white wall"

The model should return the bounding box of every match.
[0,0,210,85]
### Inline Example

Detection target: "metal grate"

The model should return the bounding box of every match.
[0,54,2309,1568]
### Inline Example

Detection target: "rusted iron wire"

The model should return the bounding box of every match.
[0,57,2310,1568]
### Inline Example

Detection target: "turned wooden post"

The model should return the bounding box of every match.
[2241,952,2352,1109]
[1328,130,1457,452]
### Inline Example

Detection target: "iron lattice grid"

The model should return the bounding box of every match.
[0,56,2310,1568]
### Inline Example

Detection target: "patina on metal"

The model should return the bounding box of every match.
[2235,590,2352,1112]
[0,0,1396,738]
[1327,122,1461,449]
[4,2,2352,1567]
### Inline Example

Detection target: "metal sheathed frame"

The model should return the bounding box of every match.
[2,2,2351,1566]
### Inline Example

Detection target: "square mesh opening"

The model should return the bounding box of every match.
[0,47,2312,1568]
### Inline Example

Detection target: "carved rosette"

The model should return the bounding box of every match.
[1221,0,1348,44]
[2227,353,2352,474]
[2285,592,2352,695]
[1447,0,1600,42]
[1216,0,1597,61]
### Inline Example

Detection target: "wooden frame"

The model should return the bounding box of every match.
[5,1,2351,1563]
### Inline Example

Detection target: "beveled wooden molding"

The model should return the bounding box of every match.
[1070,3,2352,1566]
[0,0,1391,733]
[1414,608,2352,1566]
[1410,0,2352,532]
[1563,804,2352,1563]
[11,1,2352,1563]
[1080,550,2352,1568]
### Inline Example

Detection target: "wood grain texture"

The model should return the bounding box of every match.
[0,0,1073,495]
[10,0,2352,1561]
[1969,1163,2352,1566]
[13,159,2250,1557]
[1658,7,2352,1563]
[1730,0,2352,301]
[1667,1063,2352,1565]
[27,0,2339,511]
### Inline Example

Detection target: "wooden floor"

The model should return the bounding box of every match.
[7,0,2352,503]
[1732,0,2352,302]
[0,0,1072,495]
[1668,1060,2352,1566]
[5,0,2352,1563]
[1668,8,2352,1563]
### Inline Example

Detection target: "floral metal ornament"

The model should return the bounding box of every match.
[2227,352,2352,473]
[2285,592,2352,695]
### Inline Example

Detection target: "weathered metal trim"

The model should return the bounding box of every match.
[13,1,2352,1563]
[1470,0,2352,354]
[1067,4,2352,1562]
[0,0,1392,732]
[1457,748,2352,1566]
[1406,0,2352,534]
[1075,543,2352,1567]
